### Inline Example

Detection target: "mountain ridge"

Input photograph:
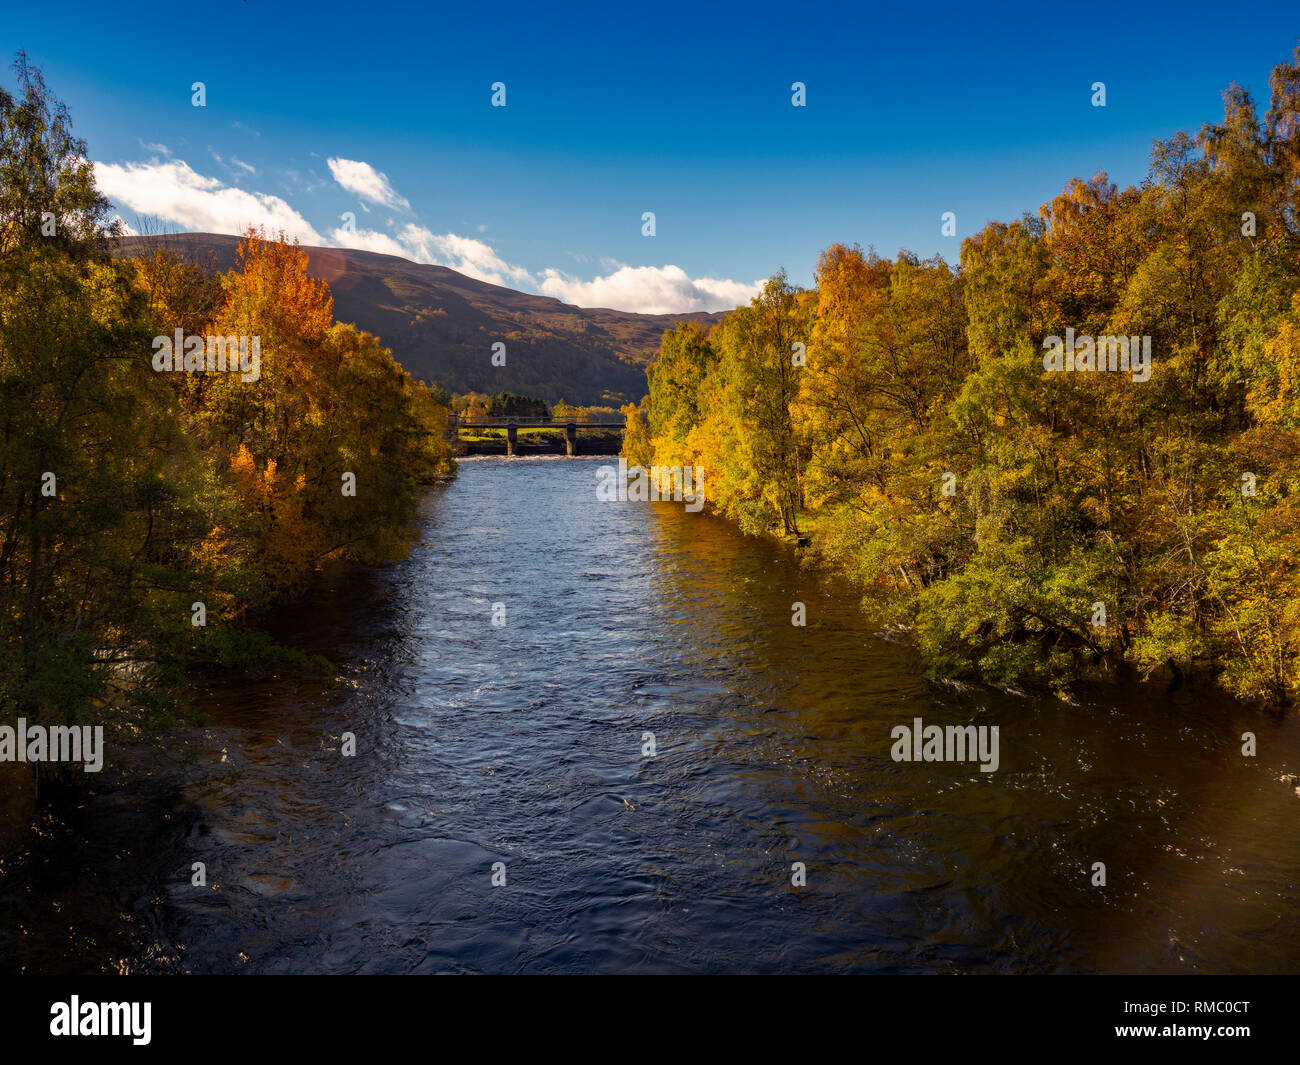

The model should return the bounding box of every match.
[112,232,727,405]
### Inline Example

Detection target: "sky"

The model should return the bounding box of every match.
[3,0,1299,313]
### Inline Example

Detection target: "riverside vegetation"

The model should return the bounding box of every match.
[622,46,1300,706]
[0,57,455,767]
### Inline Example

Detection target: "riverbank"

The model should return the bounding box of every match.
[707,501,1288,710]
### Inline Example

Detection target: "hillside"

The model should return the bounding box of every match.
[112,233,725,405]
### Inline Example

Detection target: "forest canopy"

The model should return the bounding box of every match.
[625,45,1300,706]
[0,56,455,739]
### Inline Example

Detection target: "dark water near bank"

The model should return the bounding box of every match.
[4,456,1300,973]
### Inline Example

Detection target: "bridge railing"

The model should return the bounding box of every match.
[447,414,627,428]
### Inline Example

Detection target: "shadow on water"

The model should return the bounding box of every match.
[3,456,1299,973]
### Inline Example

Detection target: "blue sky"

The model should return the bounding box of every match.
[4,0,1299,311]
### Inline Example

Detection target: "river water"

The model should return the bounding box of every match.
[4,456,1300,973]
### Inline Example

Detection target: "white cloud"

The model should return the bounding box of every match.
[210,151,257,177]
[538,263,759,313]
[326,225,407,257]
[397,226,533,287]
[326,157,410,211]
[329,223,534,288]
[94,158,323,243]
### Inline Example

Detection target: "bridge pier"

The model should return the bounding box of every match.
[565,422,578,456]
[506,422,518,457]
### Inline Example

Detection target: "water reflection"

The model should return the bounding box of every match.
[3,456,1299,973]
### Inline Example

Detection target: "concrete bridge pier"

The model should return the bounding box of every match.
[506,422,518,457]
[565,422,578,456]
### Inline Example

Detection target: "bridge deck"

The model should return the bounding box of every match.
[451,418,626,429]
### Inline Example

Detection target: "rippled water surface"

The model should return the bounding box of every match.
[5,456,1300,973]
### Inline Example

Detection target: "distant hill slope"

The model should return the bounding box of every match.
[113,233,726,405]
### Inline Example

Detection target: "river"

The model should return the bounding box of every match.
[4,456,1300,974]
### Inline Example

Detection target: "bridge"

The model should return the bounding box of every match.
[445,413,627,456]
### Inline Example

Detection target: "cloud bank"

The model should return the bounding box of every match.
[95,158,323,243]
[97,156,757,313]
[539,264,759,314]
